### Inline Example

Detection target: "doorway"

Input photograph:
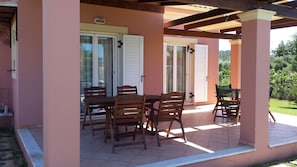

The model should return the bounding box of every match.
[80,32,118,97]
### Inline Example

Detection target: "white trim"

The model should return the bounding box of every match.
[17,128,43,167]
[137,146,255,167]
[80,23,128,34]
[238,9,276,22]
[164,36,198,45]
[229,39,242,45]
[0,2,17,7]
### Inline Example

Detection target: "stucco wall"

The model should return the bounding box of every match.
[0,27,12,127]
[15,0,43,128]
[80,4,164,95]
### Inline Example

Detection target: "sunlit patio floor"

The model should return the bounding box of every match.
[25,104,297,167]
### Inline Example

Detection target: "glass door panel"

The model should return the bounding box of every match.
[176,46,186,92]
[80,33,116,112]
[80,35,93,95]
[166,45,174,92]
[165,44,186,93]
[97,36,113,96]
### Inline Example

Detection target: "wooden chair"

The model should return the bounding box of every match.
[212,84,232,114]
[117,85,137,95]
[81,86,107,136]
[117,85,138,131]
[106,94,147,153]
[213,86,240,122]
[148,92,186,147]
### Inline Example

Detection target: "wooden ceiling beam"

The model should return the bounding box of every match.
[220,27,241,33]
[138,0,167,2]
[184,14,239,30]
[271,19,297,29]
[164,28,240,39]
[174,0,297,20]
[282,1,297,8]
[220,18,297,33]
[80,0,164,13]
[160,2,187,5]
[164,8,234,28]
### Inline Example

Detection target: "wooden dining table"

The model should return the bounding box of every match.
[83,94,161,139]
[83,94,161,108]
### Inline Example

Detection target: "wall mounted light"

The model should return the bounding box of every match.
[94,16,106,24]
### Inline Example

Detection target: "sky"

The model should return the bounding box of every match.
[219,26,297,51]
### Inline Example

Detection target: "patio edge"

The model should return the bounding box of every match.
[136,145,255,167]
[16,128,43,167]
[269,135,297,148]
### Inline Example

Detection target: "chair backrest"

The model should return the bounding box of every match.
[113,94,146,125]
[215,84,232,99]
[216,87,240,100]
[117,85,137,95]
[84,86,106,97]
[215,84,231,93]
[84,86,107,109]
[157,92,185,121]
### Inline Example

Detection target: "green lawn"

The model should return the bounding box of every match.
[269,98,297,116]
[262,98,297,166]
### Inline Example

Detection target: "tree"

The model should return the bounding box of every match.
[270,32,297,101]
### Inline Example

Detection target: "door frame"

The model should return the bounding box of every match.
[80,31,119,96]
[163,36,198,103]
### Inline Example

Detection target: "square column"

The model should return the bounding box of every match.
[230,39,241,89]
[238,9,275,148]
[43,0,80,166]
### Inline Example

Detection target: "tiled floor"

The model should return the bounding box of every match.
[27,104,297,167]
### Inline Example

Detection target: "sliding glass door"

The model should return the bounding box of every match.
[80,33,117,98]
[165,44,187,93]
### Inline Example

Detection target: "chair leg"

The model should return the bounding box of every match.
[212,102,218,114]
[167,121,174,138]
[213,109,218,122]
[108,115,116,153]
[269,110,276,122]
[140,124,147,149]
[133,125,137,140]
[104,112,110,143]
[179,119,187,143]
[88,109,95,136]
[153,116,161,147]
[82,107,88,130]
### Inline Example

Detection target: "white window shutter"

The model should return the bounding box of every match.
[123,35,144,95]
[194,44,208,102]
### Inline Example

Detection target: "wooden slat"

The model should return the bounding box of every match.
[164,28,240,39]
[164,8,234,28]
[184,14,239,30]
[80,0,164,13]
[174,0,297,20]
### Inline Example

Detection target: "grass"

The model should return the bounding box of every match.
[269,98,297,116]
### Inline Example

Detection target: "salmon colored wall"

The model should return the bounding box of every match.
[80,4,163,95]
[0,30,12,127]
[15,0,43,128]
[230,40,241,89]
[198,37,219,103]
[0,32,12,107]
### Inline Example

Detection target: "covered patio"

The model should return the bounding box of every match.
[1,0,297,167]
[18,104,297,167]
